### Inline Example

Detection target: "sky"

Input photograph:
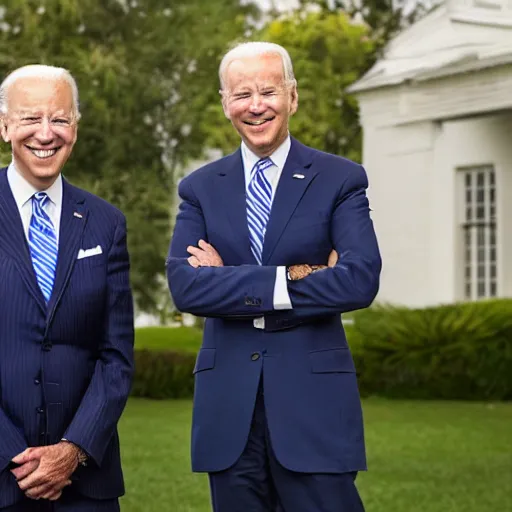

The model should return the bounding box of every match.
[256,0,301,11]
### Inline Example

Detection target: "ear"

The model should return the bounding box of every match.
[0,119,10,143]
[289,85,299,116]
[221,94,231,121]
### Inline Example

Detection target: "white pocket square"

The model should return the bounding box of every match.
[77,245,103,260]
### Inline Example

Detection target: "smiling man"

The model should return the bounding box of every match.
[0,65,134,511]
[167,42,381,511]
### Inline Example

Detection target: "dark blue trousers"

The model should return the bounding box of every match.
[0,489,119,512]
[208,383,365,512]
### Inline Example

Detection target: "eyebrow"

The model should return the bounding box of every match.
[16,110,43,116]
[16,110,72,117]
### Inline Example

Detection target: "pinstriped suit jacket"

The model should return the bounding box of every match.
[0,168,134,508]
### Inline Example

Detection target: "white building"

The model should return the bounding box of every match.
[349,0,512,307]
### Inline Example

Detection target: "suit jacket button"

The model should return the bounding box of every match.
[37,407,45,414]
[42,343,51,351]
[34,378,40,385]
[251,353,260,361]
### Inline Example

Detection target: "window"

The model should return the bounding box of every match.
[459,165,497,300]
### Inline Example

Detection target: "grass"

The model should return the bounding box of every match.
[135,327,202,353]
[134,322,357,354]
[118,398,512,512]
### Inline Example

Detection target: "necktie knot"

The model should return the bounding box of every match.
[252,158,273,177]
[33,191,49,207]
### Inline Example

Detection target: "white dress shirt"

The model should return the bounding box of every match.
[7,162,63,244]
[241,137,293,329]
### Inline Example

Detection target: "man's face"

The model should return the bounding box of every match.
[1,77,77,189]
[222,53,298,158]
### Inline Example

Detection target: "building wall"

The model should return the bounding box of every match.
[363,121,438,307]
[436,113,512,301]
[360,106,512,307]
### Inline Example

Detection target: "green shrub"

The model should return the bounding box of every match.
[353,299,512,400]
[132,350,195,399]
[132,300,512,400]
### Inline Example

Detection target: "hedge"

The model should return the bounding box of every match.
[132,350,196,399]
[131,299,512,401]
[351,299,512,400]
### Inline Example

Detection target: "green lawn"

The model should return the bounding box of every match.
[135,327,202,353]
[118,398,512,512]
[134,324,357,354]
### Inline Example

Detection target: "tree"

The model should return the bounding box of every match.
[301,0,435,52]
[206,10,375,163]
[0,0,260,312]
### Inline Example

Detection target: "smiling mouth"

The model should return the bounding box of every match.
[25,146,61,159]
[243,117,275,126]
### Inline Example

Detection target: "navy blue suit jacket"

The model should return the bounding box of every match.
[167,138,381,474]
[0,168,134,508]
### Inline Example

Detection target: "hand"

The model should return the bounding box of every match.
[12,442,77,500]
[288,250,338,281]
[42,488,65,501]
[11,459,39,483]
[187,239,223,268]
[288,264,316,281]
[328,249,338,267]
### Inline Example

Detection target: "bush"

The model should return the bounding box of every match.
[132,326,202,399]
[132,350,195,399]
[352,299,512,400]
[131,300,512,401]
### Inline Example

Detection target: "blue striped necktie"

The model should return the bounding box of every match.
[246,157,274,264]
[28,192,58,302]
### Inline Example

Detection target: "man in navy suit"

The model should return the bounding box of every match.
[167,42,381,511]
[0,65,134,511]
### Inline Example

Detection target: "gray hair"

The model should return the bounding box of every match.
[0,64,81,121]
[219,42,296,93]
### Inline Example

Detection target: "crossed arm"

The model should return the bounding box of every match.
[167,165,381,321]
[187,239,337,279]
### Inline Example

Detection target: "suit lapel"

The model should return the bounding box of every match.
[262,138,318,264]
[216,150,256,263]
[0,168,46,312]
[47,180,87,318]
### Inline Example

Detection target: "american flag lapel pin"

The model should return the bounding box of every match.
[73,212,83,219]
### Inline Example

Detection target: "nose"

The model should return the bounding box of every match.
[249,93,265,114]
[34,118,54,143]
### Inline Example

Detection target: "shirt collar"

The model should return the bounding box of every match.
[7,161,63,210]
[241,134,291,174]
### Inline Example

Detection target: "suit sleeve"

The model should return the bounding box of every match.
[166,177,278,318]
[0,410,28,472]
[62,214,134,467]
[279,164,381,319]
